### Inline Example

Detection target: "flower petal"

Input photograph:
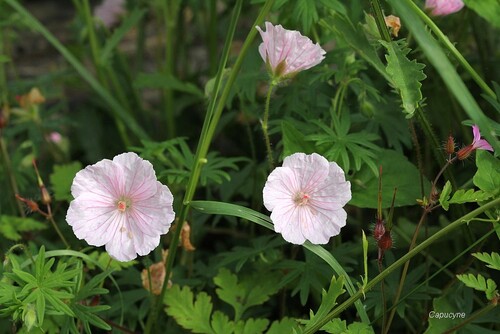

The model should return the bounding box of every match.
[113,152,158,201]
[71,159,123,200]
[263,166,299,211]
[282,153,329,193]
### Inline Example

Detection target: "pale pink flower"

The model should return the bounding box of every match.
[425,0,464,16]
[94,0,126,28]
[48,132,62,143]
[263,153,351,244]
[256,22,326,80]
[457,125,494,160]
[66,152,175,261]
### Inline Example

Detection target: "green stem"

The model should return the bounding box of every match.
[0,137,25,217]
[262,83,275,169]
[143,2,274,332]
[47,205,70,248]
[303,197,500,334]
[370,0,391,42]
[163,0,180,138]
[405,0,495,99]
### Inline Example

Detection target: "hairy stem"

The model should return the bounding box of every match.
[262,83,275,169]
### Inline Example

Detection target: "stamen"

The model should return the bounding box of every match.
[117,200,127,212]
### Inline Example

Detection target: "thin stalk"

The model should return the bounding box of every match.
[207,0,218,75]
[405,0,495,99]
[46,205,70,248]
[262,83,275,169]
[143,2,274,332]
[302,197,500,333]
[370,0,392,42]
[163,0,180,138]
[0,137,25,217]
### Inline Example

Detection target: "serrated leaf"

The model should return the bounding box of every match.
[50,162,83,202]
[293,0,318,33]
[234,318,269,334]
[267,318,299,334]
[304,276,345,332]
[380,39,426,117]
[457,273,498,301]
[0,215,47,241]
[211,311,234,334]
[164,285,215,334]
[439,180,452,211]
[321,318,375,334]
[448,189,493,205]
[472,252,500,271]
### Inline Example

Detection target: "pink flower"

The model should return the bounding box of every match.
[263,153,351,244]
[94,0,126,28]
[457,125,494,160]
[48,132,62,143]
[425,0,464,16]
[256,22,326,80]
[66,152,175,261]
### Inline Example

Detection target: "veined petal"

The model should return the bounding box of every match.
[113,152,158,200]
[282,153,329,193]
[263,166,299,211]
[71,159,123,199]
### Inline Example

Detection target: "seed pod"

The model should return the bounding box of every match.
[377,230,393,251]
[373,219,385,241]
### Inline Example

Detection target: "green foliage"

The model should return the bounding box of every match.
[456,273,498,301]
[0,215,47,241]
[472,252,500,271]
[136,138,246,186]
[0,247,110,333]
[473,150,500,197]
[49,162,82,202]
[439,180,493,211]
[303,276,346,332]
[281,120,316,158]
[464,0,500,28]
[134,73,204,97]
[350,149,430,208]
[214,268,281,321]
[321,318,375,334]
[305,113,380,174]
[380,39,426,118]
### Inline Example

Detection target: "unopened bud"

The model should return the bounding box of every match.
[373,219,385,241]
[445,134,455,155]
[377,231,393,251]
[15,194,40,213]
[456,144,475,160]
[22,304,37,332]
[180,222,196,251]
[40,186,51,205]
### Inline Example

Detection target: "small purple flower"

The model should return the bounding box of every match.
[457,125,494,160]
[263,153,351,244]
[425,0,464,16]
[94,0,126,28]
[66,152,175,261]
[256,22,326,80]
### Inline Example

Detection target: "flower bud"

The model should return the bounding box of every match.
[445,134,455,155]
[15,194,40,213]
[40,186,52,205]
[377,231,393,251]
[22,304,37,332]
[373,219,385,241]
[457,144,474,160]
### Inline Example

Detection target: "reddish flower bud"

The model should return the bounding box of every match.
[456,144,474,160]
[40,186,51,205]
[377,231,393,251]
[15,194,40,213]
[373,219,385,241]
[445,134,455,155]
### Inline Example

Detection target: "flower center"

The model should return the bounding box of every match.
[117,198,132,212]
[293,192,310,206]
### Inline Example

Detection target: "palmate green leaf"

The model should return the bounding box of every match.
[211,311,235,334]
[0,215,47,241]
[267,318,300,334]
[439,181,493,211]
[281,120,316,158]
[214,268,281,319]
[293,0,318,33]
[464,0,500,28]
[321,318,375,334]
[49,161,83,202]
[380,39,426,118]
[456,273,498,301]
[303,276,345,332]
[472,252,500,271]
[164,285,216,334]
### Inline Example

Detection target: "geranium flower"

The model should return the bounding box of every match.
[425,0,464,16]
[256,22,326,81]
[66,152,175,261]
[263,153,351,244]
[94,0,126,28]
[457,124,494,160]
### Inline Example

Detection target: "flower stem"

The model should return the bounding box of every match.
[405,0,495,99]
[46,205,70,249]
[262,83,275,169]
[0,137,25,217]
[302,196,500,334]
[370,0,391,43]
